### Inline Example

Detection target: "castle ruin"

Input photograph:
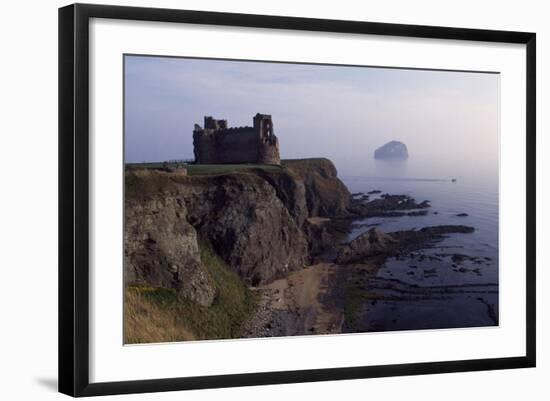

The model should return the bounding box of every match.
[192,113,280,165]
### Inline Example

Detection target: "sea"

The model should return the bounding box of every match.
[339,158,499,332]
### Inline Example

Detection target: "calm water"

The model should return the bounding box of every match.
[340,159,499,331]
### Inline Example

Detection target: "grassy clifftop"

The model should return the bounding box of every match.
[126,157,335,177]
[127,162,282,176]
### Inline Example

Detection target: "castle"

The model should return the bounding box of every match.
[192,113,280,165]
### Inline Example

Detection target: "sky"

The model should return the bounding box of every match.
[124,55,499,178]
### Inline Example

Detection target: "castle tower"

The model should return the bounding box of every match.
[253,113,274,139]
[253,113,280,165]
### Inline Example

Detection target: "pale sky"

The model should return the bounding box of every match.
[124,55,499,177]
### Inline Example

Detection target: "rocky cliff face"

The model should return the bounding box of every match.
[252,168,308,227]
[178,172,309,285]
[283,158,350,217]
[124,159,351,304]
[124,189,216,307]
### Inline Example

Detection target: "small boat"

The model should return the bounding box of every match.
[451,178,457,182]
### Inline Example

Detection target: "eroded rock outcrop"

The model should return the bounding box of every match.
[124,187,216,307]
[336,228,397,264]
[336,225,475,264]
[349,193,430,217]
[253,168,308,228]
[283,158,350,217]
[179,173,309,285]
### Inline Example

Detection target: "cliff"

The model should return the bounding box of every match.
[282,158,350,217]
[124,192,216,307]
[124,158,351,309]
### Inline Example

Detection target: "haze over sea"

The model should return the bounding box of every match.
[344,157,498,268]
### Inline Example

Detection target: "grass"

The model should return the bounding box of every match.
[187,163,282,176]
[124,286,196,344]
[124,242,258,344]
[126,162,283,176]
[281,158,330,168]
[174,242,258,339]
[125,157,333,178]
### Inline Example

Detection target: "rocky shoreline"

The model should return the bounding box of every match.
[124,157,497,341]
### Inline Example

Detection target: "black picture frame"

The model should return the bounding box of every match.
[59,3,536,397]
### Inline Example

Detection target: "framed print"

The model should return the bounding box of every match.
[58,3,536,397]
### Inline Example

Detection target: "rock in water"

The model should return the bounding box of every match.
[336,225,475,264]
[336,228,397,264]
[374,141,409,160]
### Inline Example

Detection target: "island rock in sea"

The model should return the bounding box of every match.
[374,141,409,160]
